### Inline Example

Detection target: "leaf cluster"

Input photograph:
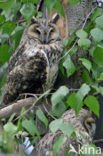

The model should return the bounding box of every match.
[0,0,103,155]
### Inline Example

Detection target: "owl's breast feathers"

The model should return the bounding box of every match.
[2,40,63,105]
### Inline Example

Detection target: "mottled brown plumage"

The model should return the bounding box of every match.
[2,16,63,105]
[34,109,96,156]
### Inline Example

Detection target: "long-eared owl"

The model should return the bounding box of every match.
[2,14,63,105]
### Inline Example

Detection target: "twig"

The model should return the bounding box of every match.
[69,88,79,92]
[36,0,44,11]
[20,93,38,99]
[93,139,103,144]
[93,92,100,96]
[18,19,26,24]
[14,89,51,121]
[82,6,97,29]
[0,0,10,3]
[57,39,78,63]
[43,104,56,120]
[20,88,79,97]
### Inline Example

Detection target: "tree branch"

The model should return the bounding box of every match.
[0,97,35,119]
[82,6,97,28]
[57,39,78,63]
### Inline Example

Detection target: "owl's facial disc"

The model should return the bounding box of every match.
[28,19,60,44]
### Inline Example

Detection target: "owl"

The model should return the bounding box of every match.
[2,14,63,105]
[34,109,96,156]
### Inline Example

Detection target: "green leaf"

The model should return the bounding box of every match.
[36,11,42,19]
[89,47,95,57]
[51,86,69,116]
[0,0,14,12]
[97,73,103,82]
[52,101,67,117]
[93,45,103,66]
[20,3,35,20]
[21,0,37,3]
[84,96,99,117]
[45,0,55,13]
[22,119,40,137]
[77,84,90,101]
[91,28,103,43]
[76,29,88,38]
[67,84,90,115]
[78,38,91,50]
[0,62,8,75]
[69,46,78,56]
[0,44,11,64]
[10,1,21,17]
[68,33,76,46]
[12,26,24,49]
[93,85,103,96]
[51,86,69,105]
[4,122,17,136]
[60,123,74,138]
[96,15,103,30]
[53,136,67,156]
[69,0,80,6]
[0,21,16,35]
[91,84,99,92]
[79,58,92,72]
[33,123,40,139]
[53,0,65,17]
[49,119,63,133]
[91,8,102,21]
[36,110,48,128]
[0,15,6,24]
[63,55,76,77]
[92,63,103,80]
[0,31,9,45]
[8,113,16,122]
[67,92,83,115]
[1,75,6,87]
[82,69,92,84]
[99,87,103,96]
[17,120,22,133]
[63,38,69,47]
[59,58,65,76]
[45,0,65,17]
[66,92,76,107]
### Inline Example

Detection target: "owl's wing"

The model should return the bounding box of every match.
[7,42,26,73]
[2,50,48,105]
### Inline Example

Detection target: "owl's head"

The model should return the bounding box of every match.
[27,14,61,44]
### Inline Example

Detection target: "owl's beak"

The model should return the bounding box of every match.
[41,32,49,44]
[41,38,49,44]
[42,39,47,44]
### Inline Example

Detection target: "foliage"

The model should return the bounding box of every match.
[0,0,103,155]
[36,109,48,128]
[51,86,69,116]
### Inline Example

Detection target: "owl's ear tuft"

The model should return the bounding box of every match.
[31,16,37,24]
[52,13,59,23]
